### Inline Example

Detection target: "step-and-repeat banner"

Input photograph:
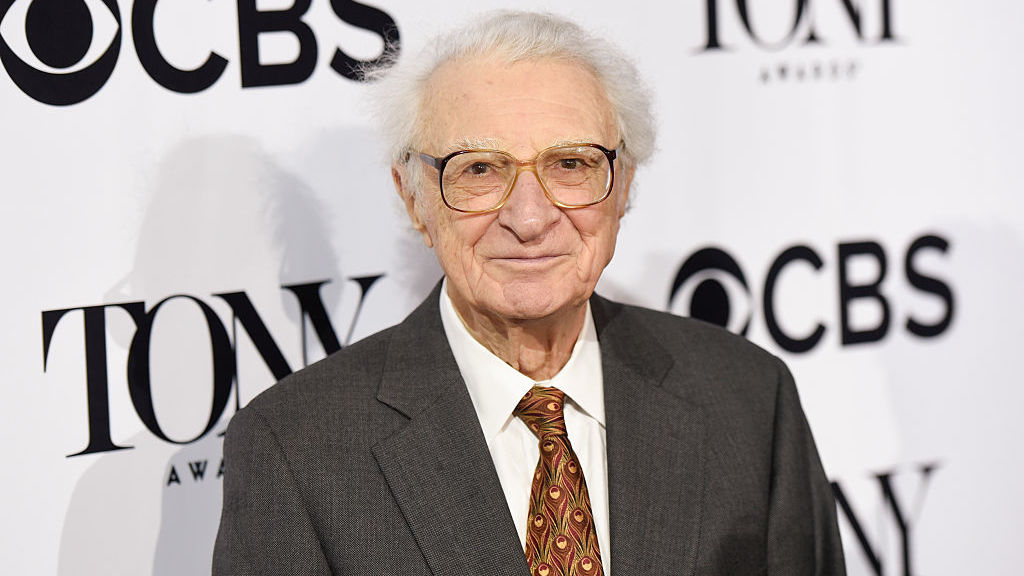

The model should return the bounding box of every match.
[3,1,1022,574]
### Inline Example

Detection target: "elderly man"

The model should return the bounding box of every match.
[213,10,845,576]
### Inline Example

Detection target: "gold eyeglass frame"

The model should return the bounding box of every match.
[414,142,621,214]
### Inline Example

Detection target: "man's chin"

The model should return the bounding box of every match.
[491,282,585,322]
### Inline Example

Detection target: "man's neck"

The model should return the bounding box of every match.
[450,297,588,381]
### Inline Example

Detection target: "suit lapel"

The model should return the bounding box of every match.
[592,296,706,576]
[372,283,529,576]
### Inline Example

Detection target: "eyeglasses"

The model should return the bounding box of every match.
[414,143,619,213]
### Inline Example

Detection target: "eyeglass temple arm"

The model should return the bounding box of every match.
[418,152,444,170]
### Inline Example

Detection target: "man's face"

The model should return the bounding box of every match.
[397,57,632,323]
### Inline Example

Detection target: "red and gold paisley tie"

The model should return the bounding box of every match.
[514,386,604,576]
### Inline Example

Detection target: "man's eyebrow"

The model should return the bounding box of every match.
[446,137,503,152]
[549,137,603,147]
[443,137,609,153]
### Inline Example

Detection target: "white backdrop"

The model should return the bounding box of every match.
[3,1,1023,574]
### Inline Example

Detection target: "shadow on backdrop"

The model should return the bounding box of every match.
[57,135,342,576]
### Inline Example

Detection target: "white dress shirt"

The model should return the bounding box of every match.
[439,283,611,571]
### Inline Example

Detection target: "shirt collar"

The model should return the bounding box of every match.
[439,279,605,441]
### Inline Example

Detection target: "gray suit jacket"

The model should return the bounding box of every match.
[213,284,845,575]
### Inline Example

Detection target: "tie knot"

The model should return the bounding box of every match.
[514,386,568,439]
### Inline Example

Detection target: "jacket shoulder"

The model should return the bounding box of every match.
[226,320,405,451]
[593,296,787,411]
[597,297,781,372]
[258,324,393,403]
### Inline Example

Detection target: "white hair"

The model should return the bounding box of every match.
[365,10,656,172]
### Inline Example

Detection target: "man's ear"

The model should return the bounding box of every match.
[616,163,635,218]
[392,164,434,248]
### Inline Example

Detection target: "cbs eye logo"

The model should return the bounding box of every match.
[669,247,753,336]
[0,0,121,106]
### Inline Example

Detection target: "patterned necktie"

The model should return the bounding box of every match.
[514,386,604,576]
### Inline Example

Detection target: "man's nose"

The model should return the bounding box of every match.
[496,170,561,242]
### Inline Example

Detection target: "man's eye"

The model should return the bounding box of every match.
[467,162,491,175]
[558,158,583,170]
